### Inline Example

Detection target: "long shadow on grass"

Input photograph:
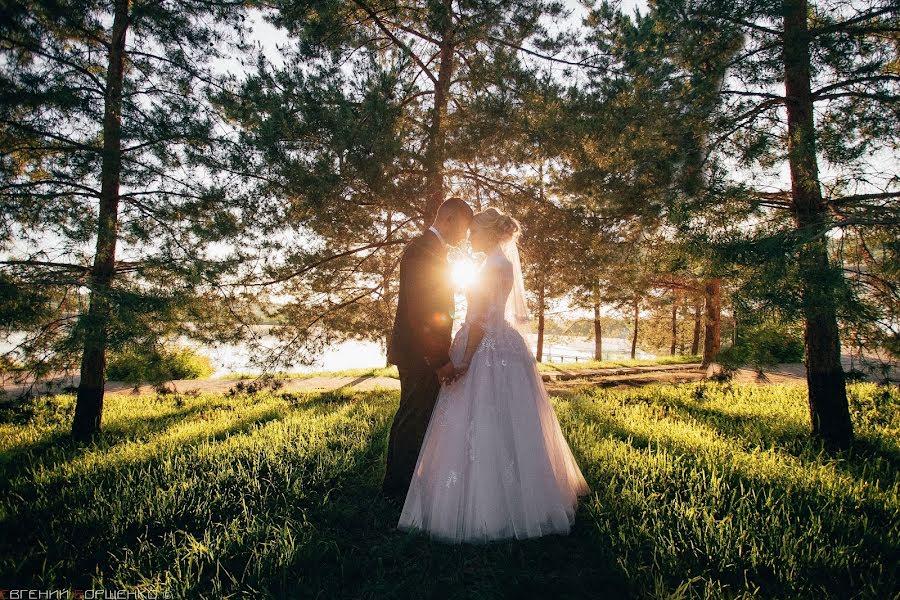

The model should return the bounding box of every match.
[563,399,898,600]
[0,398,279,488]
[218,398,631,600]
[0,402,232,480]
[0,393,360,588]
[0,391,360,480]
[3,396,347,490]
[642,392,900,489]
[1,391,628,598]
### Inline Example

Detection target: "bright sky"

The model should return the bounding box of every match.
[246,0,650,67]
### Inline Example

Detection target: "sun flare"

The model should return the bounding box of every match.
[450,257,479,289]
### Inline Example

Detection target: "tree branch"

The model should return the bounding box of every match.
[351,0,439,86]
[811,7,898,36]
[812,75,900,98]
[696,12,782,36]
[829,190,900,205]
[0,260,90,272]
[247,238,410,287]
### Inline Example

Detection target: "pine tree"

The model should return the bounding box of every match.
[562,3,737,367]
[0,0,255,440]
[655,0,898,448]
[218,0,571,365]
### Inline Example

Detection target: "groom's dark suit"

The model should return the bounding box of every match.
[382,229,454,500]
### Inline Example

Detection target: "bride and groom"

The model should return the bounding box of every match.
[382,197,590,544]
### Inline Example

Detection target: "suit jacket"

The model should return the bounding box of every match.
[387,230,454,370]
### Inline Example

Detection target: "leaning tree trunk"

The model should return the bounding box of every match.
[691,298,703,355]
[670,288,678,356]
[701,279,721,368]
[783,0,852,448]
[422,3,455,224]
[536,272,546,362]
[72,0,130,441]
[593,285,603,360]
[630,297,639,360]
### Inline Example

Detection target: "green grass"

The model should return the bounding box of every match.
[537,354,701,372]
[0,382,897,598]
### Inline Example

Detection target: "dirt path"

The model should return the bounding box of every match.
[2,359,895,402]
[3,364,706,399]
[0,374,402,400]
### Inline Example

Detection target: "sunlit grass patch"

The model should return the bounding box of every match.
[555,382,899,598]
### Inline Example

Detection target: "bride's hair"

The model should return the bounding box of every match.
[472,207,521,242]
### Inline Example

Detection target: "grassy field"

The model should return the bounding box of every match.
[0,382,897,599]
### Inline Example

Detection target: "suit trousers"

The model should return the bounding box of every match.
[382,364,441,501]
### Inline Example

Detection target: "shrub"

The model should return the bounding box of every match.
[718,320,805,372]
[106,344,214,383]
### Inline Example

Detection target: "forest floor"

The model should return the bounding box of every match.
[0,382,897,598]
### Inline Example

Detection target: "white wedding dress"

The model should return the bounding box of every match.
[398,246,591,543]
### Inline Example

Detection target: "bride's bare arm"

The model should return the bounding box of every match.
[457,265,493,374]
[460,316,485,371]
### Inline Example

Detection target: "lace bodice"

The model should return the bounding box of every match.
[463,250,514,332]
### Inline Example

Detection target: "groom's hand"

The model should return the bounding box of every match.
[436,360,456,384]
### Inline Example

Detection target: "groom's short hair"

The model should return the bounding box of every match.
[437,197,474,221]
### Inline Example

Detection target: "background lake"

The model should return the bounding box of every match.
[176,325,656,377]
[2,326,656,379]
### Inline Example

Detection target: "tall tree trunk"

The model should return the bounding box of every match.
[593,284,603,361]
[72,0,130,441]
[423,2,455,224]
[783,0,852,448]
[630,297,639,360]
[536,272,545,362]
[691,298,703,355]
[670,288,678,356]
[701,279,721,368]
[383,211,394,368]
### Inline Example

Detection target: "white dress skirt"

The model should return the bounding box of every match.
[397,251,591,543]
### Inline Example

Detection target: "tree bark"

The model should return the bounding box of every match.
[72,0,130,441]
[423,2,455,224]
[593,285,603,361]
[691,298,703,355]
[630,297,639,360]
[383,211,395,368]
[536,272,545,362]
[701,279,721,368]
[670,288,678,356]
[783,0,852,448]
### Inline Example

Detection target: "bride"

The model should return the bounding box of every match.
[398,207,591,543]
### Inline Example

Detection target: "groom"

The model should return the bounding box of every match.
[382,197,474,502]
